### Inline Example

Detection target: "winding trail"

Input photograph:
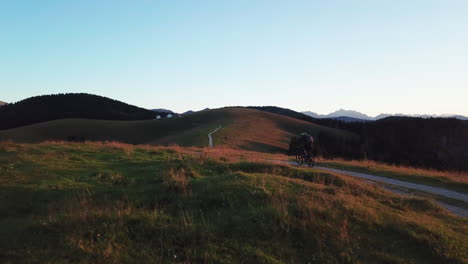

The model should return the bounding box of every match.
[276,161,468,217]
[208,125,222,147]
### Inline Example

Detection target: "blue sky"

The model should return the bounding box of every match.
[1,0,467,115]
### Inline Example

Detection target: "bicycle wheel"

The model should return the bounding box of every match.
[306,156,315,167]
[295,154,304,165]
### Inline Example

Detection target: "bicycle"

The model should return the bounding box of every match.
[295,149,315,167]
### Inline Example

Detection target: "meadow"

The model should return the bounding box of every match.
[0,107,357,155]
[1,141,467,263]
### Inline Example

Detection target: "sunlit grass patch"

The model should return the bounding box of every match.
[0,142,467,263]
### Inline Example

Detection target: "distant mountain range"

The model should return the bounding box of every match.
[182,110,195,115]
[303,109,372,120]
[150,108,175,114]
[150,107,468,121]
[0,101,6,107]
[149,108,210,116]
[302,109,468,121]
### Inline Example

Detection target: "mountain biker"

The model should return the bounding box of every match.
[300,132,314,159]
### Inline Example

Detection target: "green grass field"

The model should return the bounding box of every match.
[1,142,467,263]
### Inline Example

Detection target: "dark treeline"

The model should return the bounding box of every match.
[357,117,468,171]
[0,93,157,130]
[249,106,468,172]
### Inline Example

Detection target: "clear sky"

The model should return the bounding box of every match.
[1,0,467,115]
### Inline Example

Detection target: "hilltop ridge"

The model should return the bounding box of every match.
[0,93,156,130]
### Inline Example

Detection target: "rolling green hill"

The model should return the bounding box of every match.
[0,107,358,157]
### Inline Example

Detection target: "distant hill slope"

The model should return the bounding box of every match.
[182,110,195,115]
[0,101,6,107]
[248,106,320,123]
[451,115,468,120]
[209,108,358,156]
[0,93,156,130]
[0,107,359,158]
[151,108,175,114]
[327,116,371,123]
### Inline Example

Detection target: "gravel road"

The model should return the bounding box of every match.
[316,166,468,203]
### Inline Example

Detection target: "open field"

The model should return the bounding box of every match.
[1,142,467,263]
[0,108,229,147]
[0,107,356,154]
[317,159,468,194]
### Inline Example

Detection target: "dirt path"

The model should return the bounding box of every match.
[315,166,468,203]
[208,125,222,147]
[377,184,468,217]
[274,161,467,217]
[314,166,468,217]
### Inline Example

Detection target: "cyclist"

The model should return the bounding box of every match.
[300,132,314,160]
[289,132,315,167]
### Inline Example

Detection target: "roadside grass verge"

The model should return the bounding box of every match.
[317,159,468,194]
[1,142,467,263]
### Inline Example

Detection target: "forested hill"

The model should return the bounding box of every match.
[360,116,468,171]
[0,93,155,130]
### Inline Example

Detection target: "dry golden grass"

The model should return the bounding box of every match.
[164,167,191,195]
[224,109,288,149]
[182,146,291,164]
[213,108,308,152]
[48,194,134,223]
[46,139,291,164]
[27,140,468,183]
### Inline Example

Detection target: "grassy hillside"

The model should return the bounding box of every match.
[211,108,357,155]
[1,142,467,263]
[0,109,224,147]
[0,107,358,156]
